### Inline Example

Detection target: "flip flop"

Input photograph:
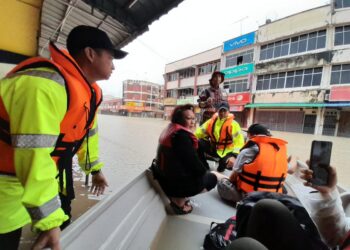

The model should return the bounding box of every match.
[169,201,193,215]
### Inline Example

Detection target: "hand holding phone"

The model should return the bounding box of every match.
[309,140,332,186]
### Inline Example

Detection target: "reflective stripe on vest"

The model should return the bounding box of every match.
[88,126,98,137]
[238,136,288,193]
[80,158,100,171]
[12,134,58,148]
[7,69,65,87]
[25,195,61,221]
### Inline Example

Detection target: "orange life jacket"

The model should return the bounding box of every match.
[206,113,235,152]
[237,136,288,193]
[0,42,102,198]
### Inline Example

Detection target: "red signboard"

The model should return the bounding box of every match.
[330,86,350,101]
[227,92,251,105]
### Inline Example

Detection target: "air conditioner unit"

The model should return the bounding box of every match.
[324,93,330,102]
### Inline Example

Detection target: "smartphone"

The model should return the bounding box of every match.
[309,140,332,186]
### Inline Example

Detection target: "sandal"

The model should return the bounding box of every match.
[169,201,193,215]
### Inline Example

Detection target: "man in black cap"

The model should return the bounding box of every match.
[197,71,228,124]
[215,124,294,203]
[0,25,127,249]
[195,101,244,172]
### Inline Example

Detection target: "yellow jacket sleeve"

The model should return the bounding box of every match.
[195,119,210,139]
[1,68,69,232]
[231,120,245,155]
[77,115,103,174]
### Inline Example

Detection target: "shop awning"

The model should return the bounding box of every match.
[245,102,350,108]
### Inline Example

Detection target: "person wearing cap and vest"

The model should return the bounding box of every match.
[215,124,294,203]
[197,71,228,125]
[195,101,244,172]
[0,25,127,249]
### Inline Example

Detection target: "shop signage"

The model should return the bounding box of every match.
[330,86,350,101]
[223,32,255,52]
[222,63,254,79]
[227,92,251,105]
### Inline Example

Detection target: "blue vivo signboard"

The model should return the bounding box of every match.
[223,32,255,52]
[222,63,254,79]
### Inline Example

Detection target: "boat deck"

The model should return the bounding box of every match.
[153,188,235,250]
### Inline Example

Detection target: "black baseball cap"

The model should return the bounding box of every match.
[218,101,230,111]
[246,123,272,136]
[67,25,128,59]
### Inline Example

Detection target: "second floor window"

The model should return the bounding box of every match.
[331,64,350,85]
[260,30,326,61]
[225,49,254,68]
[335,25,350,46]
[223,79,248,93]
[335,0,350,8]
[168,73,178,81]
[256,67,322,91]
[198,61,220,75]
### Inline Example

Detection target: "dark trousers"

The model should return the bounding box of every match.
[59,193,72,230]
[198,139,235,172]
[0,228,22,250]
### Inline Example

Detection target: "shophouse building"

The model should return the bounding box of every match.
[251,2,350,136]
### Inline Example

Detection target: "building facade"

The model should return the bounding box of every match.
[122,80,163,118]
[251,3,350,137]
[163,46,222,119]
[163,1,350,137]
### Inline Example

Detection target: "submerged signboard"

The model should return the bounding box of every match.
[223,32,255,52]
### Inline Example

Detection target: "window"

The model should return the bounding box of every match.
[259,29,326,60]
[178,88,194,97]
[223,79,248,93]
[260,45,267,61]
[335,0,350,9]
[166,90,177,98]
[179,68,195,79]
[225,49,254,68]
[256,67,323,91]
[256,76,264,90]
[168,72,177,81]
[198,61,220,75]
[331,64,350,85]
[334,25,350,46]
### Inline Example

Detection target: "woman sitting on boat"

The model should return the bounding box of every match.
[151,104,218,214]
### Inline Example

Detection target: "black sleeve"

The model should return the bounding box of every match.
[171,130,206,176]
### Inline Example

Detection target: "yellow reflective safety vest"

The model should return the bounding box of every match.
[195,113,244,158]
[0,43,102,233]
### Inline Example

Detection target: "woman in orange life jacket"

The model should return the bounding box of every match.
[152,104,218,214]
[213,124,296,204]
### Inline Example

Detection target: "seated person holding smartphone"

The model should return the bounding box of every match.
[225,164,349,250]
[300,165,350,249]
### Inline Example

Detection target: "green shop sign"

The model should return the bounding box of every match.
[222,63,254,79]
[177,96,194,105]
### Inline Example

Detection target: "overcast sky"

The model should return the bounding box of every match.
[98,0,329,97]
